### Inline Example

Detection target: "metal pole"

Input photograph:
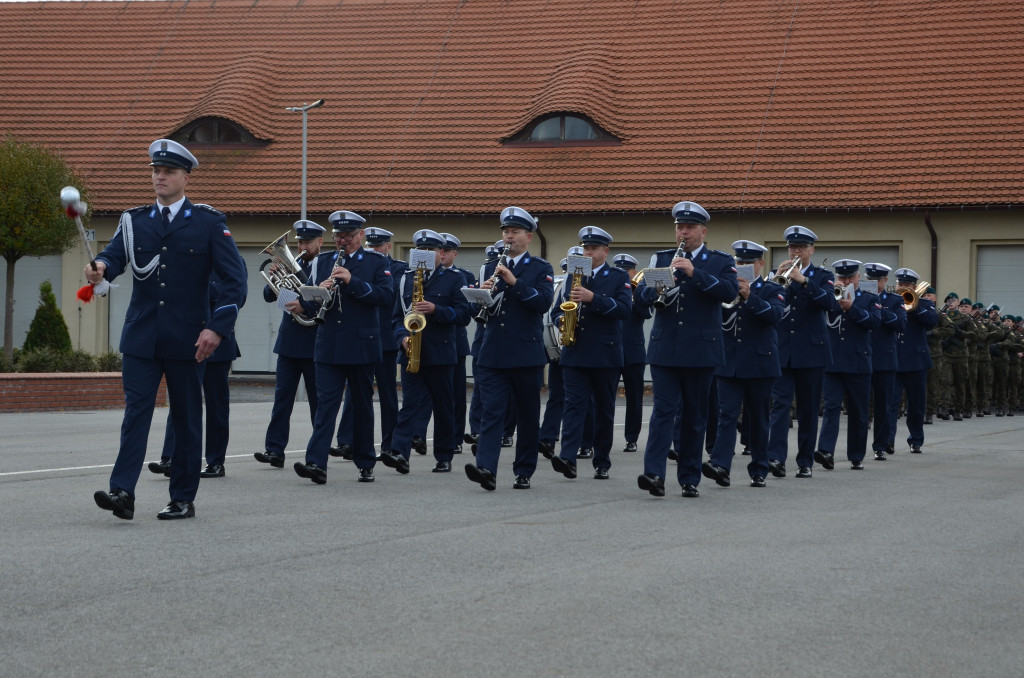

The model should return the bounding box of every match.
[285,99,325,221]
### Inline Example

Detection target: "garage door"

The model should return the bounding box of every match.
[0,255,63,350]
[107,247,279,372]
[976,245,1024,311]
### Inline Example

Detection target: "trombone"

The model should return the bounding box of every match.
[899,281,931,311]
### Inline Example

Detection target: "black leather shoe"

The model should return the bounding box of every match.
[796,466,812,478]
[667,449,678,461]
[701,461,730,487]
[94,489,134,520]
[851,461,865,470]
[910,444,923,454]
[157,500,195,520]
[294,461,327,484]
[432,461,451,473]
[551,455,577,479]
[454,444,463,455]
[358,468,375,482]
[501,436,514,448]
[814,450,835,470]
[768,459,786,478]
[623,441,637,453]
[464,433,479,445]
[741,447,752,456]
[329,443,352,458]
[953,410,963,421]
[637,473,665,497]
[513,475,531,489]
[577,447,594,459]
[874,451,886,461]
[147,459,171,477]
[750,476,766,488]
[379,450,410,474]
[594,468,609,480]
[470,443,477,456]
[464,464,496,491]
[538,439,555,459]
[255,451,285,468]
[200,464,225,478]
[681,484,699,498]
[924,415,933,425]
[886,443,895,455]
[412,436,428,455]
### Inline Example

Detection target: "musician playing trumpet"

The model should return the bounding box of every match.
[547,227,632,482]
[814,260,881,471]
[464,207,554,492]
[379,230,472,475]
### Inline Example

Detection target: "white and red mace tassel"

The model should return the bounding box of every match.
[61,186,110,303]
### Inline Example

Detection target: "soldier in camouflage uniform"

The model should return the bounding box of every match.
[987,305,1012,416]
[1003,315,1023,415]
[926,289,954,424]
[971,301,996,416]
[942,298,975,421]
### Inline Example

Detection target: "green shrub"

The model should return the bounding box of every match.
[17,347,64,372]
[96,352,122,372]
[0,349,14,373]
[22,280,72,354]
[60,349,97,372]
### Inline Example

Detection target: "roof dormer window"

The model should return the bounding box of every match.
[504,113,619,146]
[171,117,267,148]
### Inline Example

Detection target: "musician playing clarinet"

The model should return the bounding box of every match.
[636,201,738,498]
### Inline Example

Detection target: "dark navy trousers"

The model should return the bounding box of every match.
[337,350,398,451]
[891,370,928,447]
[392,364,456,462]
[871,370,896,452]
[112,355,204,502]
[306,363,376,471]
[160,360,230,466]
[264,355,317,456]
[709,376,774,479]
[643,365,715,487]
[474,365,542,479]
[559,366,618,472]
[618,363,646,444]
[767,366,825,470]
[818,372,871,463]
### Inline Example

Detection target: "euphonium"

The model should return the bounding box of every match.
[901,280,931,312]
[559,267,583,347]
[404,263,428,374]
[259,231,316,327]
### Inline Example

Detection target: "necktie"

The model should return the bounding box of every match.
[161,206,171,231]
[684,251,693,260]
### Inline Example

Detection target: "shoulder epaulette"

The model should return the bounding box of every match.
[655,248,676,256]
[529,256,551,266]
[364,249,386,258]
[192,203,224,216]
[126,205,149,214]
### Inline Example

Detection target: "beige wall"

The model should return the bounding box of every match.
[61,208,1021,355]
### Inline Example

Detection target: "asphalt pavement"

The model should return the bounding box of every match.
[2,386,1023,678]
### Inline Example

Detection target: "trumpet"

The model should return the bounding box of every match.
[900,281,930,312]
[833,283,846,300]
[259,231,316,327]
[474,243,512,324]
[772,260,801,287]
[629,270,645,289]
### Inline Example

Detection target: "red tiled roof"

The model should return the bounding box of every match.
[1,0,1022,215]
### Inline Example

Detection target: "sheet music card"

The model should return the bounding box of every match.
[276,287,300,311]
[641,267,675,291]
[566,255,593,277]
[461,287,494,306]
[734,264,755,283]
[299,285,333,302]
[409,248,437,272]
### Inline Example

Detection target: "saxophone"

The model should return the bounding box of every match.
[404,263,428,373]
[559,267,583,347]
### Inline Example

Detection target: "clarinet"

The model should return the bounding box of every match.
[314,256,348,325]
[474,244,512,325]
[653,243,687,310]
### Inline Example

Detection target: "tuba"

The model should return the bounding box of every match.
[259,231,316,327]
[404,264,428,373]
[559,267,583,347]
[901,281,931,312]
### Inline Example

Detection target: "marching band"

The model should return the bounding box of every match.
[89,139,1024,519]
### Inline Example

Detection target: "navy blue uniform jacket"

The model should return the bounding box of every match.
[550,264,633,369]
[452,265,478,358]
[825,289,882,374]
[393,266,472,366]
[639,247,739,368]
[777,264,839,369]
[263,257,317,360]
[871,290,908,372]
[897,298,939,372]
[304,248,395,365]
[97,200,247,361]
[476,253,554,369]
[716,277,785,379]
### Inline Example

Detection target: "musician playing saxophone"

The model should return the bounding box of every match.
[379,230,472,474]
[547,227,632,482]
[464,206,554,492]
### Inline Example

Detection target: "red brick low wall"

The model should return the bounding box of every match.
[0,373,167,412]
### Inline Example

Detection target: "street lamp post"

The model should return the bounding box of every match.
[285,98,325,220]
